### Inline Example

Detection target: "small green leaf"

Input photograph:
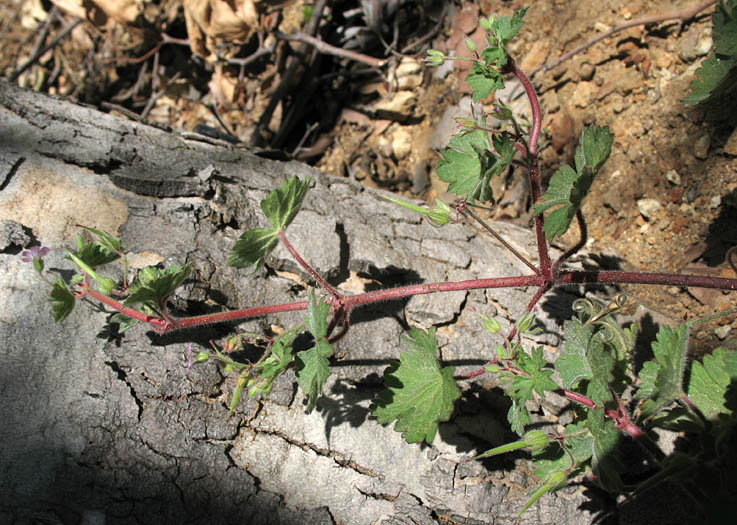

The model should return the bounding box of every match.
[532,126,613,240]
[250,330,298,398]
[635,322,691,418]
[67,233,120,268]
[124,263,191,306]
[437,129,496,202]
[465,62,505,101]
[50,277,75,322]
[684,1,737,106]
[687,347,737,421]
[228,228,279,272]
[581,125,614,173]
[305,291,330,339]
[371,327,461,443]
[587,409,623,491]
[492,7,528,46]
[110,313,139,333]
[80,226,122,254]
[295,338,333,413]
[261,176,311,231]
[554,316,614,406]
[492,131,516,166]
[228,374,248,419]
[507,399,532,435]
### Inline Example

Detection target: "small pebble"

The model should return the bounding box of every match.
[637,198,662,220]
[665,169,681,185]
[694,134,710,159]
[715,325,732,340]
[710,195,722,209]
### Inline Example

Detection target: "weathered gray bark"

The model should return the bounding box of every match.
[0,81,668,524]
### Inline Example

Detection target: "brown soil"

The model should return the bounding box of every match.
[2,0,735,351]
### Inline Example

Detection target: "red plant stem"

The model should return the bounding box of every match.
[81,264,737,334]
[83,287,169,329]
[513,62,552,280]
[172,301,310,330]
[344,275,543,308]
[278,230,342,301]
[558,270,737,290]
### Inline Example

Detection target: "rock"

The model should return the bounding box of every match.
[374,90,416,121]
[579,61,595,81]
[715,325,732,340]
[637,198,662,220]
[710,195,721,209]
[391,127,412,159]
[572,81,596,107]
[389,58,424,90]
[724,127,737,156]
[666,169,681,185]
[694,134,710,159]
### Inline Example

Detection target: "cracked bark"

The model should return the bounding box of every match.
[0,81,681,524]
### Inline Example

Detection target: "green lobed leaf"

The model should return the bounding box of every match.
[684,0,737,106]
[587,409,624,491]
[555,315,616,406]
[50,277,75,322]
[436,129,496,202]
[465,62,505,101]
[492,131,516,166]
[516,347,558,397]
[532,126,613,240]
[492,7,529,46]
[682,53,737,105]
[635,322,691,419]
[507,399,533,436]
[687,347,737,421]
[295,338,333,413]
[371,327,461,443]
[80,226,122,254]
[261,176,311,231]
[713,0,737,56]
[305,291,330,340]
[581,125,614,173]
[228,228,279,272]
[67,233,120,268]
[250,330,298,398]
[124,263,191,306]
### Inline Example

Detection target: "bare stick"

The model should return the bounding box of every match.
[275,31,387,68]
[462,206,539,274]
[530,0,717,77]
[10,16,82,83]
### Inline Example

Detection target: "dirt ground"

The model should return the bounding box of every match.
[1,0,735,352]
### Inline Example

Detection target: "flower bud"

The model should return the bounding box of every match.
[195,352,210,363]
[480,17,493,32]
[464,37,477,53]
[523,430,548,453]
[485,364,501,373]
[496,343,508,360]
[481,315,500,335]
[546,470,567,490]
[425,49,445,67]
[492,105,513,120]
[426,199,451,226]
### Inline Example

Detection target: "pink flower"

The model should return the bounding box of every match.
[21,245,50,272]
[21,245,50,263]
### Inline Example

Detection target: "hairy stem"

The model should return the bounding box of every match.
[278,230,342,301]
[462,206,539,274]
